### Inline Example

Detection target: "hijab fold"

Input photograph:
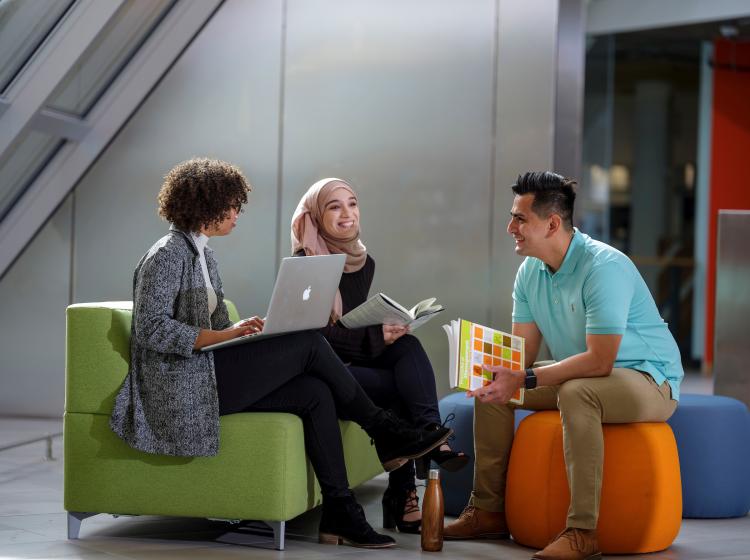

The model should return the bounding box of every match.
[291,178,367,321]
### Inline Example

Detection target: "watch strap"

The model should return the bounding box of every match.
[524,367,537,390]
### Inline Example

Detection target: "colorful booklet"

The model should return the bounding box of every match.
[339,294,444,330]
[442,318,525,405]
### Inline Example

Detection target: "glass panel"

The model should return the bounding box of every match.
[0,0,75,93]
[580,35,614,244]
[584,29,704,360]
[46,0,175,116]
[0,130,64,221]
[611,33,700,358]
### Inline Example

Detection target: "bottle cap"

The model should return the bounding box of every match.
[429,469,439,480]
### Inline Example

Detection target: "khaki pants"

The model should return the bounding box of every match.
[470,367,677,529]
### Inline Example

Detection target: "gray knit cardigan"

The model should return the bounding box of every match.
[110,228,231,456]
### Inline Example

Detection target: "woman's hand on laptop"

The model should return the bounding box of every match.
[195,318,263,349]
[232,316,265,334]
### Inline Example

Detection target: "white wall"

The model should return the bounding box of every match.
[0,0,560,416]
[0,196,71,416]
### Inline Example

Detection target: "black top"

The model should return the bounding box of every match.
[295,251,385,362]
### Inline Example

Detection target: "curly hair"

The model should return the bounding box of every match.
[157,158,251,232]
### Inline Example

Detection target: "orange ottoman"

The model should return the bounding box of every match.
[505,411,681,554]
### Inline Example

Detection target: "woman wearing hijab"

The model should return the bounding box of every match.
[291,178,469,534]
[110,159,452,549]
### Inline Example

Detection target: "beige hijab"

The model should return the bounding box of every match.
[291,178,367,322]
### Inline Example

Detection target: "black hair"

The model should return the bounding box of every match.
[511,171,577,230]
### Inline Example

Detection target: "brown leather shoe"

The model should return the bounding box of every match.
[444,505,509,540]
[532,527,601,560]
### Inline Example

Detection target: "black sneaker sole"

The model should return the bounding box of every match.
[382,428,453,472]
[438,453,471,472]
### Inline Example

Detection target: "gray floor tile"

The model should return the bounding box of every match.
[0,513,73,539]
[0,527,59,546]
[0,492,66,516]
[0,540,117,559]
[1,416,749,559]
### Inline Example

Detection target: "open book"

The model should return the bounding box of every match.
[339,294,444,330]
[443,318,525,405]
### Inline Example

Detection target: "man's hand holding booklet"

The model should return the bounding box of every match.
[443,318,526,405]
[339,294,444,330]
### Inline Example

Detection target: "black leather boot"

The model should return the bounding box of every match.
[319,494,396,548]
[365,410,453,472]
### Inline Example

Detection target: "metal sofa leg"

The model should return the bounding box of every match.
[67,511,96,539]
[268,520,285,550]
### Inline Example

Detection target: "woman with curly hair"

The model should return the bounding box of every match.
[110,158,450,548]
[291,178,469,534]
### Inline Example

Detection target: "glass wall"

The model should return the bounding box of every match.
[47,0,175,116]
[578,35,614,242]
[0,131,64,221]
[0,0,75,93]
[582,26,709,363]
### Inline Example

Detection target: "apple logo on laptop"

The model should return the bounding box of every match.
[302,285,312,301]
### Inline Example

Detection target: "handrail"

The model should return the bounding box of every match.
[0,432,62,460]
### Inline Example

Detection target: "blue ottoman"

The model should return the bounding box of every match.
[667,394,750,518]
[438,392,532,516]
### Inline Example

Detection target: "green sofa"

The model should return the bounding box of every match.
[64,301,383,549]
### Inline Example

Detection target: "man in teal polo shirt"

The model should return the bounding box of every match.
[444,171,683,560]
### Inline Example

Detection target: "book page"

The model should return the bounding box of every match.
[410,297,440,317]
[339,293,412,328]
[379,293,412,316]
[407,308,444,330]
[443,321,459,387]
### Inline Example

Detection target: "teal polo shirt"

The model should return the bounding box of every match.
[512,229,683,400]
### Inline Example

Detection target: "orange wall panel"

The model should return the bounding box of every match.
[705,40,750,367]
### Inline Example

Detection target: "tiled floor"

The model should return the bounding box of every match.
[1,374,748,559]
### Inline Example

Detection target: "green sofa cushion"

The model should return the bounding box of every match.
[65,301,239,416]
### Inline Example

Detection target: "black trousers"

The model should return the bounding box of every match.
[349,334,442,490]
[213,331,379,498]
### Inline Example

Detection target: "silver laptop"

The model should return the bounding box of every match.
[200,254,346,351]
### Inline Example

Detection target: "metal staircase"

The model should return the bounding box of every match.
[0,0,223,280]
